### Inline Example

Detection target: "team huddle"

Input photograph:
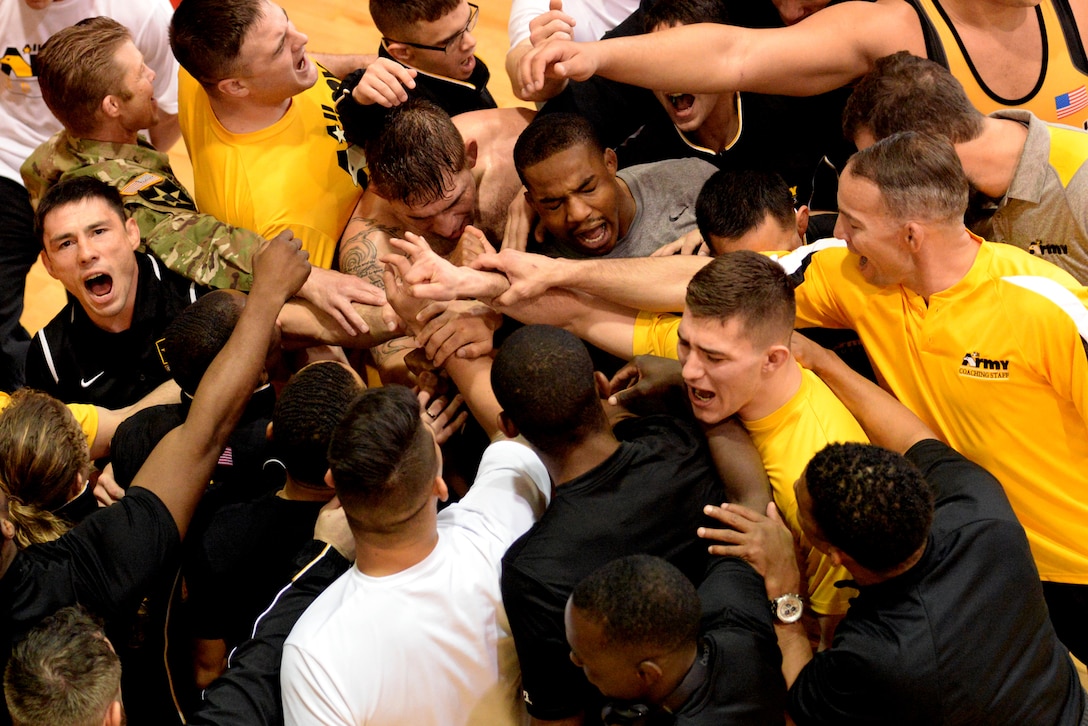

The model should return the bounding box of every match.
[0,0,1087,724]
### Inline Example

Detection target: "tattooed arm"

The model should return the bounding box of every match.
[340,196,421,379]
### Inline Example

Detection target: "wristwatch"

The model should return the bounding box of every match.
[770,593,804,623]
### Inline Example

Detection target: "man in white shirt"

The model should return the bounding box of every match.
[280,385,550,726]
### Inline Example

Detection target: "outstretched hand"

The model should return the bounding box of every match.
[698,501,801,595]
[297,266,387,337]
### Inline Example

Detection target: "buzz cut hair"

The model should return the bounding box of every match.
[570,555,700,652]
[685,251,796,346]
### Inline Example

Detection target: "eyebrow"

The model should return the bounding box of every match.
[538,175,595,205]
[436,4,471,46]
[408,186,466,220]
[48,219,111,246]
[677,330,728,359]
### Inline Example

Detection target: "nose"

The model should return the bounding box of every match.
[832,217,846,241]
[76,238,99,265]
[565,197,592,226]
[779,1,810,25]
[146,64,156,83]
[434,213,465,242]
[460,29,477,53]
[680,352,702,384]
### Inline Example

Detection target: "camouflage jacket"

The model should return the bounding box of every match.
[22,132,258,290]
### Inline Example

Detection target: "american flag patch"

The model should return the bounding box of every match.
[1055,86,1088,119]
[217,446,234,467]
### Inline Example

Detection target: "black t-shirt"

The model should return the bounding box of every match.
[185,492,327,648]
[337,47,497,148]
[501,415,726,722]
[674,556,787,725]
[0,487,178,725]
[25,252,206,408]
[788,439,1086,725]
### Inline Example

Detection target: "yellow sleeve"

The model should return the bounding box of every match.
[66,403,100,451]
[633,311,681,359]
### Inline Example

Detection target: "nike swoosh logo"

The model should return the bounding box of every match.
[669,204,689,222]
[80,372,105,388]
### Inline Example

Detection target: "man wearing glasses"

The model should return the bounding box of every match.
[337,0,497,147]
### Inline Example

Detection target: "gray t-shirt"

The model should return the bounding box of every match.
[536,157,717,259]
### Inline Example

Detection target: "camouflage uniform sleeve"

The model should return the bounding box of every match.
[119,172,260,290]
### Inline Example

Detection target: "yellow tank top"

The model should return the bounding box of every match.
[909,0,1088,129]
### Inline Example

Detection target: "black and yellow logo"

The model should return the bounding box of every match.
[958,351,1009,380]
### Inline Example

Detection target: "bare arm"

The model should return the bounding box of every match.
[130,232,310,539]
[91,380,182,460]
[473,249,710,311]
[518,1,920,98]
[276,298,400,349]
[504,0,577,102]
[792,333,936,454]
[704,417,773,512]
[310,52,380,80]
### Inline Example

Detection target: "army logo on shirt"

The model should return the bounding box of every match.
[959,351,1009,380]
[1028,240,1069,258]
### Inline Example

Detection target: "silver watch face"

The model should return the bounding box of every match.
[773,594,804,623]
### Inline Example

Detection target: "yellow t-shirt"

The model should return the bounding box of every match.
[0,392,98,450]
[178,64,364,269]
[631,312,866,613]
[744,368,868,615]
[788,238,1088,584]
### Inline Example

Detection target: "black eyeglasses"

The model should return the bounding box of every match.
[382,3,479,54]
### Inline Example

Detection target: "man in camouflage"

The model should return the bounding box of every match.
[24,16,384,334]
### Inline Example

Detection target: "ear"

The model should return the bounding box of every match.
[385,43,413,65]
[433,475,449,503]
[497,411,519,440]
[593,371,610,399]
[39,249,57,279]
[100,94,122,121]
[104,699,124,726]
[215,77,249,99]
[323,469,337,490]
[265,421,274,441]
[763,343,791,374]
[795,205,810,241]
[0,517,14,542]
[903,221,924,253]
[464,139,478,170]
[636,659,664,687]
[124,216,141,251]
[603,147,618,175]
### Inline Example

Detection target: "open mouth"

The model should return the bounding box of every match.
[667,93,696,113]
[84,273,113,299]
[688,385,715,403]
[574,221,610,250]
[297,55,308,72]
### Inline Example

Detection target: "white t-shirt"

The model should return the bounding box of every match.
[281,441,551,726]
[507,0,640,47]
[0,0,179,183]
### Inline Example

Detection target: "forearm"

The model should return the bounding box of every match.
[502,290,637,360]
[546,255,708,311]
[279,299,400,349]
[443,353,503,440]
[311,52,379,80]
[705,417,772,511]
[802,341,934,454]
[775,621,814,689]
[138,208,258,290]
